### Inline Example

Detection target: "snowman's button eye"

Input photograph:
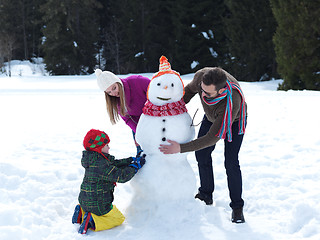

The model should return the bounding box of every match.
[157,83,161,86]
[162,137,166,141]
[171,83,174,87]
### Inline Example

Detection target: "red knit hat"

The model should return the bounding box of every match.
[83,129,110,153]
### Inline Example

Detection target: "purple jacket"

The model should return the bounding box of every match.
[119,75,150,132]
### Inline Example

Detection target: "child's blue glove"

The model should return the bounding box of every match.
[129,154,146,172]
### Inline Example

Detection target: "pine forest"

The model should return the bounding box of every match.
[0,0,319,90]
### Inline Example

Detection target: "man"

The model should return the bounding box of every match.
[159,67,247,223]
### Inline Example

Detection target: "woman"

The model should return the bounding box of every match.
[95,69,150,154]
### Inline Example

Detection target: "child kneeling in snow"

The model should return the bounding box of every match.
[72,129,146,234]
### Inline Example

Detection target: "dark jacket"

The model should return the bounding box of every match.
[78,150,136,216]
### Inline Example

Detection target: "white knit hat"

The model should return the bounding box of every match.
[95,69,123,91]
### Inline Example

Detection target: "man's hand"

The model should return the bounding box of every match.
[159,140,181,154]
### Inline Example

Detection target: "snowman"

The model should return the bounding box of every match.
[131,56,196,208]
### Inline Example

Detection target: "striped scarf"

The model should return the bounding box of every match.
[203,80,246,142]
[143,99,187,117]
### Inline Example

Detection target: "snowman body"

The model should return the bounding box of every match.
[133,72,196,202]
[136,113,193,155]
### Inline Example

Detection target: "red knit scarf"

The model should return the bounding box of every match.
[143,99,187,116]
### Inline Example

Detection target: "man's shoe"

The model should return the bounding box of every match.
[72,204,82,224]
[231,207,245,223]
[195,192,213,205]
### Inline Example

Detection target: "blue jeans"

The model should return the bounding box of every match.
[195,115,245,209]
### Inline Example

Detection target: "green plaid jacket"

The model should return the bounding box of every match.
[78,150,136,216]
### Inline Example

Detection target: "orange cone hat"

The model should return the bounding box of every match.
[147,56,185,99]
[151,56,183,83]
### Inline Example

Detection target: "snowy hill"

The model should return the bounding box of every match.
[1,59,47,77]
[0,60,319,240]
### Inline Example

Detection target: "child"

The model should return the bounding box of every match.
[72,129,146,234]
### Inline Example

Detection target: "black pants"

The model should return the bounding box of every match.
[195,115,245,209]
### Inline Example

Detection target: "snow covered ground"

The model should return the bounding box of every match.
[0,61,319,240]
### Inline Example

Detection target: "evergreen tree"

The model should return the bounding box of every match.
[271,0,320,90]
[96,0,121,73]
[0,0,44,61]
[27,0,45,59]
[101,0,177,74]
[40,0,101,75]
[134,0,177,73]
[223,0,278,81]
[114,0,174,73]
[111,0,153,73]
[141,0,230,75]
[98,0,230,75]
[178,0,229,74]
[164,0,194,73]
[97,0,149,73]
[0,0,22,60]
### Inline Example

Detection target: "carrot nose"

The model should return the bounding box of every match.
[164,86,168,89]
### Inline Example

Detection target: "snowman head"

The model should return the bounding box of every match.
[147,56,184,106]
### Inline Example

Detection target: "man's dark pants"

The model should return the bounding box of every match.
[195,115,245,209]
